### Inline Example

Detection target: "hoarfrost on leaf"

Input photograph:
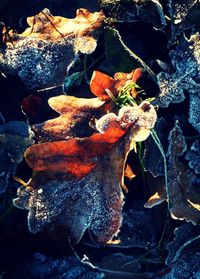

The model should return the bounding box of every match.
[0,121,34,194]
[168,0,200,42]
[145,121,200,225]
[100,0,166,29]
[185,139,200,174]
[164,223,200,279]
[156,32,200,108]
[14,101,157,243]
[0,8,105,90]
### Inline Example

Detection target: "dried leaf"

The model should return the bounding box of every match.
[12,254,105,279]
[0,8,105,90]
[14,102,157,243]
[0,121,34,194]
[156,32,200,133]
[26,101,157,175]
[32,95,106,142]
[90,68,143,100]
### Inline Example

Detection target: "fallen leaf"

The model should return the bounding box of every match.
[0,121,34,194]
[168,0,200,43]
[166,223,200,278]
[145,121,200,225]
[104,27,155,76]
[155,32,200,133]
[100,0,166,29]
[32,95,107,142]
[90,68,143,101]
[14,101,157,243]
[0,8,105,90]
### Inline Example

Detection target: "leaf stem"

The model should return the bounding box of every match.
[150,129,170,210]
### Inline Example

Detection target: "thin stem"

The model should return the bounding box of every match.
[150,129,170,210]
[83,54,89,84]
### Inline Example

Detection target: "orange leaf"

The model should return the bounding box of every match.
[90,71,115,100]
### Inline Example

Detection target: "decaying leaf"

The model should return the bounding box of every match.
[0,121,34,194]
[11,254,105,279]
[0,8,105,90]
[14,101,157,243]
[145,121,200,225]
[100,0,166,29]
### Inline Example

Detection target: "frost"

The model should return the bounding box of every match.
[189,93,200,133]
[0,9,104,90]
[156,33,200,108]
[100,0,166,29]
[185,139,200,174]
[13,102,157,243]
[168,0,200,42]
[165,223,200,279]
[145,121,200,225]
[32,95,106,142]
[0,121,34,194]
[11,254,105,279]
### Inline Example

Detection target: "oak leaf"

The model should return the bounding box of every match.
[0,8,105,90]
[31,95,107,142]
[90,68,143,100]
[14,101,157,243]
[145,121,200,225]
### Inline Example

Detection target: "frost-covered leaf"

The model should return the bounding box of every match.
[100,0,166,29]
[25,69,144,142]
[188,93,200,133]
[32,95,106,142]
[145,121,200,224]
[156,33,200,108]
[12,254,105,279]
[164,223,200,279]
[14,102,157,244]
[0,121,34,194]
[185,139,200,174]
[104,27,155,76]
[168,0,200,42]
[156,32,200,133]
[0,8,105,90]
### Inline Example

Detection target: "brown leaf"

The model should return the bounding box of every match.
[0,9,105,89]
[26,101,157,175]
[15,101,156,243]
[90,68,143,100]
[32,95,107,142]
[21,8,105,42]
